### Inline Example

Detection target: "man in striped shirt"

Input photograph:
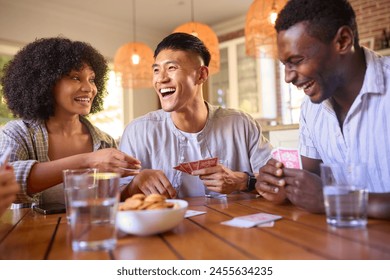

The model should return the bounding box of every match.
[256,0,390,219]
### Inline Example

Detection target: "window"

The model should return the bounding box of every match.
[0,54,16,125]
[88,70,124,141]
[209,36,304,125]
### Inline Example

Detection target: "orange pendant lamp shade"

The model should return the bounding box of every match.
[114,42,154,89]
[245,0,287,58]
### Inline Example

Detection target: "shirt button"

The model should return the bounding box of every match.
[180,157,184,161]
[181,137,186,141]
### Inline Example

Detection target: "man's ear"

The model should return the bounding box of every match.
[198,65,209,83]
[334,26,354,54]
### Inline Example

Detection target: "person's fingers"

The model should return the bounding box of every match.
[154,178,173,197]
[258,165,284,178]
[262,158,284,169]
[283,168,302,177]
[257,172,285,187]
[256,182,281,194]
[192,166,220,176]
[202,179,220,187]
[124,154,141,165]
[165,186,177,199]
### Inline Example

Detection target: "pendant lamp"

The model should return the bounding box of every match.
[245,0,287,58]
[114,0,153,88]
[173,0,220,75]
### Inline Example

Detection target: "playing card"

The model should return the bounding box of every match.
[189,161,199,171]
[119,167,140,174]
[174,164,188,173]
[221,212,282,228]
[271,148,281,161]
[185,210,206,218]
[180,162,193,174]
[173,157,218,175]
[278,147,302,169]
[198,157,218,169]
[257,221,275,227]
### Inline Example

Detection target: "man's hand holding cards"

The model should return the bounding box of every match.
[271,147,302,169]
[174,157,218,175]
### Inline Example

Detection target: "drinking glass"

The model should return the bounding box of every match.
[68,172,120,251]
[320,163,368,228]
[63,168,97,224]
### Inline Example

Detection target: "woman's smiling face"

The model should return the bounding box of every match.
[53,64,97,116]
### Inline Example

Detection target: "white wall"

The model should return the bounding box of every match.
[0,0,163,60]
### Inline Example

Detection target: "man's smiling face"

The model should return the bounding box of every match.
[152,49,203,113]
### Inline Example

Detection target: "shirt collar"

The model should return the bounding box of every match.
[360,47,386,96]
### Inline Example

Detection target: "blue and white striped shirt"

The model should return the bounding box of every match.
[299,48,390,193]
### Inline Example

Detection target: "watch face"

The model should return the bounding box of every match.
[246,174,256,192]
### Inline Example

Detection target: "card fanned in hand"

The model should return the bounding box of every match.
[174,157,218,175]
[271,147,302,169]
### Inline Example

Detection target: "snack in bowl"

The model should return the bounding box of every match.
[119,193,176,211]
[116,194,188,236]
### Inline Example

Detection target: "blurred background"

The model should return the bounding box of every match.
[1,0,389,145]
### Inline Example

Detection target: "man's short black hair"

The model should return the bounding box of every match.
[154,32,211,67]
[275,0,359,44]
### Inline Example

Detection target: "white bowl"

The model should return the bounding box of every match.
[116,199,188,236]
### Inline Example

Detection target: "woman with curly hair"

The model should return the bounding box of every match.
[0,37,141,205]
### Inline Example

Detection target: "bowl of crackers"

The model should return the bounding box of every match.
[116,193,188,236]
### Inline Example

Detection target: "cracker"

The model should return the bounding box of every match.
[119,193,176,211]
[122,198,143,210]
[131,193,146,200]
[144,193,166,203]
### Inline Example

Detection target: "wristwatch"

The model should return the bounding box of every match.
[243,172,257,192]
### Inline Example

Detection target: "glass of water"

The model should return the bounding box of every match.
[63,168,97,224]
[68,172,120,251]
[320,163,368,228]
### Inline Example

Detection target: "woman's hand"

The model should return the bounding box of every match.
[85,148,141,176]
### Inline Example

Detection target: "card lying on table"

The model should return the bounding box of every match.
[271,147,302,169]
[185,210,207,218]
[174,157,218,175]
[221,212,282,228]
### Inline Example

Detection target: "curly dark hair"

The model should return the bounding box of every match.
[275,0,359,45]
[1,36,109,120]
[154,32,211,67]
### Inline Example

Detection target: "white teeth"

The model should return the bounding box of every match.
[75,98,90,102]
[160,88,175,94]
[298,81,314,90]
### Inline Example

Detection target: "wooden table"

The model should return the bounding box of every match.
[1,193,389,260]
